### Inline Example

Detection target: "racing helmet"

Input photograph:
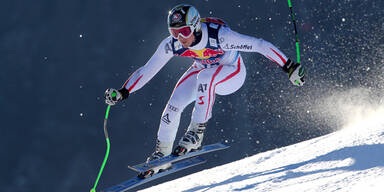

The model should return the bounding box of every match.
[167,4,201,39]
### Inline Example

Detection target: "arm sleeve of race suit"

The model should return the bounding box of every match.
[219,26,288,67]
[122,36,174,93]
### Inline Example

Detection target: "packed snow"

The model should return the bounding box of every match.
[140,99,384,192]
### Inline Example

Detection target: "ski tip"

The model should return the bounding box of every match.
[219,141,230,148]
[128,166,141,173]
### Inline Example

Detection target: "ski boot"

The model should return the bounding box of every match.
[138,140,172,179]
[173,123,206,156]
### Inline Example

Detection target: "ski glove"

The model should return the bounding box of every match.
[104,88,129,105]
[282,59,306,86]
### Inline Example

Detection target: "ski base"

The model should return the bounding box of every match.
[129,142,229,173]
[102,156,206,192]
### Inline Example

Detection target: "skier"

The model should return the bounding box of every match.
[105,4,305,177]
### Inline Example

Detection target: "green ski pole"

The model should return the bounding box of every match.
[90,105,112,192]
[287,0,301,64]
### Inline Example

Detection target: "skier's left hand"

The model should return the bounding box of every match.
[105,88,122,105]
[104,88,129,105]
[282,59,305,86]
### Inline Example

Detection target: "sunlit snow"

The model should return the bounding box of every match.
[140,93,384,192]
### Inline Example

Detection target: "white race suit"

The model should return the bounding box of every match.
[122,18,288,144]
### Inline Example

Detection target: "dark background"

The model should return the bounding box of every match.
[1,0,383,191]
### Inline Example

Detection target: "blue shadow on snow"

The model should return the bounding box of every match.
[183,144,384,192]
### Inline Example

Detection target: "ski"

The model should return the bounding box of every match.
[128,142,229,173]
[102,156,206,192]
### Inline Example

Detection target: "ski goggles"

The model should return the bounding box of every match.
[169,26,193,39]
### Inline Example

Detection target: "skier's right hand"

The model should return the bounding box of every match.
[104,88,129,105]
[282,59,305,86]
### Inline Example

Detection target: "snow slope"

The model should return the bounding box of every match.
[140,103,384,192]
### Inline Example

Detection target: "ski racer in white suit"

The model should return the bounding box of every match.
[105,4,305,177]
